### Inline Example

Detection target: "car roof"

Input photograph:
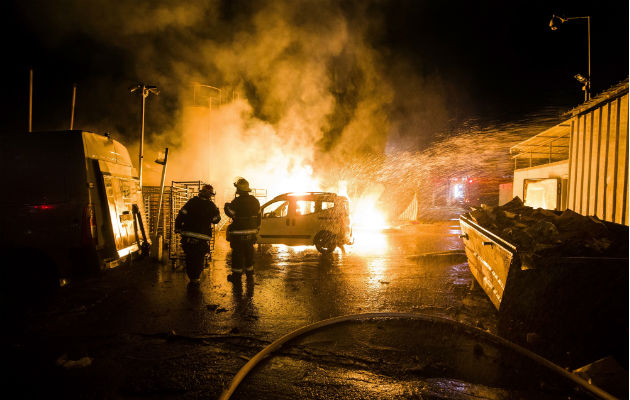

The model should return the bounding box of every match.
[269,192,346,202]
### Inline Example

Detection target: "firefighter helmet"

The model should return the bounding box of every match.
[199,184,215,197]
[234,177,251,192]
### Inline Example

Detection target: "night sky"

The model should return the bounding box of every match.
[0,0,627,151]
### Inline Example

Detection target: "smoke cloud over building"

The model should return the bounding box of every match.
[12,0,595,215]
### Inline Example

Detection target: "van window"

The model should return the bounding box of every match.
[296,200,316,215]
[321,201,335,210]
[262,201,289,218]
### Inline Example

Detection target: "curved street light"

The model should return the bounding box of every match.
[549,14,591,101]
[131,83,160,188]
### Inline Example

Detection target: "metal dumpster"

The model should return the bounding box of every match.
[459,214,628,368]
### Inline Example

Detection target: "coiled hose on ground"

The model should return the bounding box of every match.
[219,312,617,400]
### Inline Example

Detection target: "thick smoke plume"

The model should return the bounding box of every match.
[18,0,566,216]
[21,0,395,205]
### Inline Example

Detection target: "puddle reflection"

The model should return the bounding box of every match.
[348,229,389,255]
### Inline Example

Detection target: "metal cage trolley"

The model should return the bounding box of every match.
[168,181,217,269]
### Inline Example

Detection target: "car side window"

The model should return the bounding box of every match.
[337,199,349,215]
[296,200,316,215]
[321,201,335,210]
[262,201,288,218]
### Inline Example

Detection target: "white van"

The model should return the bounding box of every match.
[0,130,150,288]
[257,192,353,253]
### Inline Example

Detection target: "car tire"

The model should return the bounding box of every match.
[314,231,336,254]
[257,244,272,253]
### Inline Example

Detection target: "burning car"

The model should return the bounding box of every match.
[257,192,353,253]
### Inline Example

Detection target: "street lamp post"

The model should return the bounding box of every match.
[549,14,591,101]
[130,83,159,188]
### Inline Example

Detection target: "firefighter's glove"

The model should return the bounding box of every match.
[224,202,235,219]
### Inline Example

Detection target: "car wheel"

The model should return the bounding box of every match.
[257,244,271,254]
[314,231,336,254]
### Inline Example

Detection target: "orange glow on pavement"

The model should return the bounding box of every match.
[349,229,388,255]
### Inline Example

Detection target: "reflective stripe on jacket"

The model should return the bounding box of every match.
[180,230,212,241]
[229,228,258,235]
[174,195,221,237]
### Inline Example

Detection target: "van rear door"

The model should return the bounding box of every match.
[0,133,88,275]
[98,162,143,258]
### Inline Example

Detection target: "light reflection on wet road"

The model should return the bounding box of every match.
[128,220,496,341]
[12,220,512,399]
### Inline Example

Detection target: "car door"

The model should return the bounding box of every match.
[257,199,290,244]
[291,198,319,244]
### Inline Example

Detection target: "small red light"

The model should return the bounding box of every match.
[32,204,55,210]
[468,179,473,184]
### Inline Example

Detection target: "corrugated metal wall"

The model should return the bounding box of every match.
[567,92,629,225]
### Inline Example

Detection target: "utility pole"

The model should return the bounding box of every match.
[130,83,159,188]
[155,148,169,237]
[149,147,169,261]
[28,68,33,132]
[70,83,77,130]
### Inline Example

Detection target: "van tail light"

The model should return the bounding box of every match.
[82,204,98,245]
[30,204,56,210]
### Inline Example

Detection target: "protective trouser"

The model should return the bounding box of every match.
[228,232,257,274]
[181,237,210,280]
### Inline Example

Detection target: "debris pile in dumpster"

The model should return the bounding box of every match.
[464,196,628,262]
[461,197,628,369]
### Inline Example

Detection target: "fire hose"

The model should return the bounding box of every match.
[218,312,618,400]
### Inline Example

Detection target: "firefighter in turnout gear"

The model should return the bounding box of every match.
[224,177,261,281]
[174,184,221,285]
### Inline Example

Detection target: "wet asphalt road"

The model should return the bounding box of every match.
[4,221,604,399]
